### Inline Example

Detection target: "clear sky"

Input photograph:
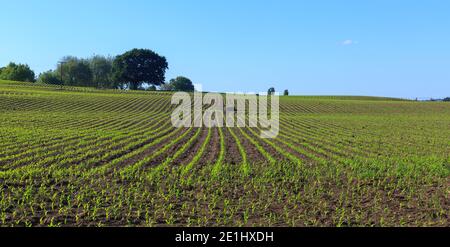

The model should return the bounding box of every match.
[1,0,449,98]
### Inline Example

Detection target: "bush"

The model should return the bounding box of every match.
[443,97,450,102]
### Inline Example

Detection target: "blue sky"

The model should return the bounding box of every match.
[1,0,449,98]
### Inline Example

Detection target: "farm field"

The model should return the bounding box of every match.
[0,80,449,227]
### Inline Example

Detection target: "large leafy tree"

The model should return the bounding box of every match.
[0,62,35,82]
[168,76,195,91]
[113,49,168,90]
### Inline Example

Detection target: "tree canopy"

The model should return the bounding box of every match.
[37,55,117,89]
[168,76,195,91]
[268,87,275,95]
[90,55,115,88]
[37,70,62,85]
[56,57,93,87]
[113,49,168,90]
[0,62,35,82]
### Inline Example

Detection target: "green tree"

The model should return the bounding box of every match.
[37,70,62,85]
[147,85,157,91]
[88,55,115,88]
[113,49,168,90]
[56,57,93,87]
[268,87,275,95]
[443,97,450,102]
[0,62,35,82]
[284,89,289,96]
[168,76,195,91]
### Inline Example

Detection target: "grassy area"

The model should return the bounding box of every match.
[0,80,448,226]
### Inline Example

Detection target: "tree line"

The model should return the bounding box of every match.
[1,48,293,95]
[0,63,35,82]
[0,48,195,92]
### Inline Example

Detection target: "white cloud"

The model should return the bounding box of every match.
[341,39,358,46]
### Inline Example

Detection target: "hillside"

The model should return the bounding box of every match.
[0,80,449,226]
